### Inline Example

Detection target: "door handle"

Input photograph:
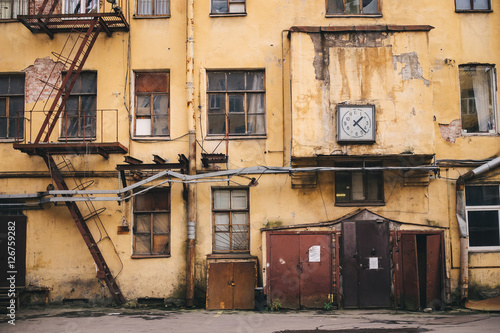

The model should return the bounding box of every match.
[228,281,235,287]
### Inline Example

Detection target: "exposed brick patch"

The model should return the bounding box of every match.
[24,57,65,104]
[438,119,462,143]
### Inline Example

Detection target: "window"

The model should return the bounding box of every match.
[207,70,265,136]
[335,162,384,205]
[134,72,169,137]
[327,0,380,15]
[133,188,171,257]
[64,0,99,14]
[211,0,245,15]
[466,185,500,250]
[212,188,249,253]
[459,65,497,134]
[61,71,97,140]
[0,0,28,19]
[455,0,491,11]
[0,74,24,140]
[136,0,169,16]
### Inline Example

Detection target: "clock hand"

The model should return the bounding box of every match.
[353,117,368,133]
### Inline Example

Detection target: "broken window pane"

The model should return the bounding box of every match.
[153,235,169,254]
[459,65,496,133]
[135,72,169,137]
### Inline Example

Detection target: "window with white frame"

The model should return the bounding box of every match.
[212,188,249,253]
[327,0,380,15]
[466,185,500,250]
[455,0,491,11]
[64,0,99,14]
[459,65,497,134]
[0,0,28,19]
[136,0,169,16]
[211,0,246,15]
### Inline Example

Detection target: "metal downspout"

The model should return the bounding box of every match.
[186,0,196,307]
[456,156,500,301]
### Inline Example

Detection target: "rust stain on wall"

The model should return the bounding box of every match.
[24,57,65,104]
[438,119,462,143]
[392,52,430,86]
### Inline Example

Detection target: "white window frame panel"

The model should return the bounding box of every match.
[466,185,500,252]
[0,0,28,19]
[63,0,99,14]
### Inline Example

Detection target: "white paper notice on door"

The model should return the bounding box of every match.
[369,257,379,270]
[309,245,321,262]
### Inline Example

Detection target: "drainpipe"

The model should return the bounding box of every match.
[456,156,500,301]
[186,0,196,307]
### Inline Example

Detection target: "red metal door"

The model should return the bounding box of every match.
[425,234,442,308]
[268,234,300,308]
[401,234,419,310]
[233,262,256,310]
[299,234,332,308]
[268,232,333,309]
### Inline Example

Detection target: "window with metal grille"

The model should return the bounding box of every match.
[211,0,245,15]
[455,0,491,11]
[212,188,249,253]
[61,71,97,140]
[136,0,169,16]
[207,70,265,137]
[327,0,380,15]
[134,72,169,137]
[0,74,24,140]
[335,162,384,205]
[466,185,500,250]
[133,188,171,257]
[0,0,28,19]
[459,65,497,134]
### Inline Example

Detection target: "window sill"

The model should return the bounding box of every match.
[468,247,500,253]
[209,13,247,17]
[0,139,21,143]
[205,135,267,140]
[0,19,19,23]
[58,137,96,142]
[326,14,382,18]
[461,131,498,136]
[131,254,171,259]
[455,10,492,13]
[133,15,171,19]
[335,201,385,207]
[132,136,171,141]
[207,253,255,259]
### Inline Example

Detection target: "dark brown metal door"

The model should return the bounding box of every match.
[342,220,391,308]
[0,215,26,288]
[425,234,442,308]
[401,234,419,310]
[233,262,256,310]
[268,232,332,309]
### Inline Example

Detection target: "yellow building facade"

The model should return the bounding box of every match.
[0,0,499,310]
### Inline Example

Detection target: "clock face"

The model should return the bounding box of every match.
[337,105,375,142]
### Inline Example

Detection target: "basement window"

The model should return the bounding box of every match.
[211,0,246,15]
[459,65,497,134]
[0,74,24,140]
[326,0,380,16]
[133,188,171,258]
[212,188,250,253]
[455,0,491,11]
[136,0,170,16]
[335,162,384,205]
[207,70,265,137]
[0,0,28,19]
[466,185,500,250]
[134,72,169,138]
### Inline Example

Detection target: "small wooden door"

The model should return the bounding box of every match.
[267,232,333,309]
[206,260,256,310]
[342,220,391,308]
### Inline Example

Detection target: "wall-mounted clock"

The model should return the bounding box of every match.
[337,105,376,143]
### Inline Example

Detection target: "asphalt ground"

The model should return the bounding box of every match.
[1,307,499,333]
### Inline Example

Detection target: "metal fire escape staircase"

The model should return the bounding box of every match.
[14,1,129,305]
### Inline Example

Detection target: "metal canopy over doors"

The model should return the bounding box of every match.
[341,220,391,308]
[267,232,335,309]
